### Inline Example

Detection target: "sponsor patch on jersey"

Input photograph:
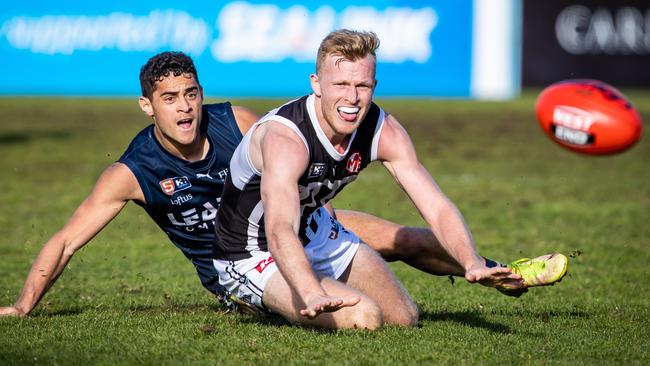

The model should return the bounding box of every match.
[308,163,327,178]
[159,176,192,195]
[255,256,275,273]
[346,152,362,173]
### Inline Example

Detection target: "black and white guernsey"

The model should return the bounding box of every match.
[214,94,385,261]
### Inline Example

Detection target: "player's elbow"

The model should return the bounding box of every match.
[430,198,460,222]
[266,224,292,254]
[266,213,298,240]
[50,232,81,258]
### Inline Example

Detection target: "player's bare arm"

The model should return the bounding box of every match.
[0,163,143,317]
[232,103,480,281]
[255,122,359,318]
[376,113,524,289]
[232,105,260,135]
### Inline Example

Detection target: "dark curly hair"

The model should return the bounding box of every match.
[139,51,200,99]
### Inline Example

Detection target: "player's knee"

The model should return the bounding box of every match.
[386,299,419,327]
[400,301,420,327]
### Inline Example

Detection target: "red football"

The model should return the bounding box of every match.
[535,79,643,155]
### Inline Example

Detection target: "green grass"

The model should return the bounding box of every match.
[1,92,649,365]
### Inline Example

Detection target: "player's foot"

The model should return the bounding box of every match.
[217,292,267,317]
[498,253,568,297]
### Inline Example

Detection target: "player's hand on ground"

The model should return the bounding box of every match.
[300,294,360,319]
[0,306,26,317]
[465,265,524,290]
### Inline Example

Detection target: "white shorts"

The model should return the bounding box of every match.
[213,207,360,313]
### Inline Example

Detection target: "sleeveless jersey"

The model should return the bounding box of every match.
[119,102,242,294]
[214,94,385,261]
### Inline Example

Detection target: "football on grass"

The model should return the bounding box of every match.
[535,79,643,155]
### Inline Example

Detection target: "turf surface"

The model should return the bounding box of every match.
[0,92,648,365]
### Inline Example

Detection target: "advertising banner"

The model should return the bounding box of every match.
[1,1,520,98]
[523,0,650,87]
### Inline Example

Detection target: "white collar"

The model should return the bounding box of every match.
[306,94,357,161]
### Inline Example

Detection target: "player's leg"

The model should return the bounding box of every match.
[262,271,383,330]
[340,243,419,327]
[335,209,468,275]
[296,208,417,327]
[336,209,568,296]
[214,252,383,330]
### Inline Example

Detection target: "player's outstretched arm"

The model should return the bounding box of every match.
[231,105,261,135]
[375,114,523,289]
[257,122,358,319]
[0,163,142,317]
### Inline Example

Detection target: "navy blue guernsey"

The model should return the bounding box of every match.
[119,102,242,295]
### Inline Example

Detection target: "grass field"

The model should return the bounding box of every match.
[0,92,648,365]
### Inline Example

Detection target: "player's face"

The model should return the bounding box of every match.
[310,53,377,141]
[139,73,204,153]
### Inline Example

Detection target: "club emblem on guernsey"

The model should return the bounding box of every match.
[346,152,362,173]
[159,176,192,195]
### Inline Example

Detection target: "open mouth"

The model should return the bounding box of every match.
[337,106,360,122]
[177,118,193,129]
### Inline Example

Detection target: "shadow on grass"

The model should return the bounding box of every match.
[0,131,72,145]
[237,313,292,327]
[420,310,512,334]
[487,308,591,319]
[237,311,515,335]
[0,132,30,144]
[123,302,226,314]
[28,302,220,317]
[0,350,55,366]
[29,307,84,317]
[237,309,515,334]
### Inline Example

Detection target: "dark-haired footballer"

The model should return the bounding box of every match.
[0,51,564,317]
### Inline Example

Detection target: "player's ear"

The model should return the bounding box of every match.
[310,73,322,97]
[139,96,154,117]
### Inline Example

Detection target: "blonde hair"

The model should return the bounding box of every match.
[316,29,380,75]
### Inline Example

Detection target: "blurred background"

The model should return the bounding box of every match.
[2,0,648,99]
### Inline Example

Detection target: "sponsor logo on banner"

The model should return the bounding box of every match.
[556,5,650,55]
[346,152,362,174]
[1,10,210,56]
[159,176,192,195]
[255,257,275,273]
[1,3,437,63]
[212,2,437,63]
